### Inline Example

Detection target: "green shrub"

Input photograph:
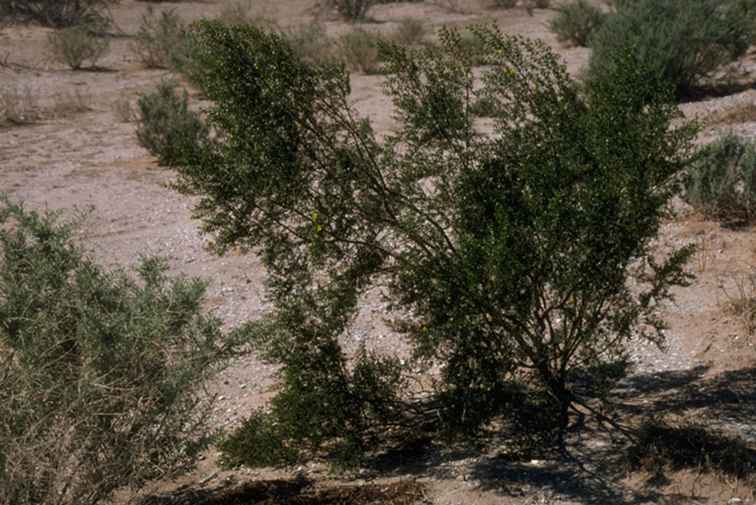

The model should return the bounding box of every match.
[0,198,234,505]
[0,0,115,28]
[136,80,207,167]
[339,29,386,74]
[684,133,756,225]
[159,22,695,465]
[46,25,110,70]
[130,7,188,70]
[588,0,755,98]
[549,0,606,47]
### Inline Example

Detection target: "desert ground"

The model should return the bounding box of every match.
[2,1,756,503]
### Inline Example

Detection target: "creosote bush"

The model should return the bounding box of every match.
[159,22,695,467]
[46,25,110,70]
[136,80,207,167]
[588,0,756,98]
[0,198,237,505]
[0,0,115,28]
[549,0,606,47]
[684,132,756,225]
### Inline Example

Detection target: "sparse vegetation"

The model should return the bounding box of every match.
[130,7,188,70]
[136,80,206,167]
[157,22,695,466]
[46,25,110,70]
[684,133,756,225]
[0,0,115,28]
[0,198,235,505]
[588,0,756,98]
[0,86,90,126]
[549,0,606,47]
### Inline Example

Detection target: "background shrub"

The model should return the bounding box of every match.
[0,198,234,505]
[326,0,375,21]
[136,80,206,167]
[46,25,110,70]
[392,18,426,46]
[0,0,115,28]
[549,0,606,47]
[130,7,188,69]
[339,29,386,74]
[684,133,756,225]
[588,0,755,98]
[494,0,518,8]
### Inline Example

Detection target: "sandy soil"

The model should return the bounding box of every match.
[2,1,756,504]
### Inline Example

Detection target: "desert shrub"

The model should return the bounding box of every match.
[494,0,518,7]
[684,133,756,225]
[0,198,235,505]
[0,0,115,28]
[136,80,206,167]
[339,29,386,74]
[627,419,756,478]
[0,86,41,126]
[549,0,606,47]
[158,22,695,466]
[216,0,279,29]
[130,7,189,70]
[46,25,110,70]
[393,18,426,46]
[286,23,334,64]
[588,0,756,98]
[531,0,550,7]
[326,0,375,21]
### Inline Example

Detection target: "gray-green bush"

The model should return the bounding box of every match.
[46,25,110,70]
[588,0,756,98]
[327,0,375,21]
[684,133,756,225]
[130,7,188,69]
[136,80,207,167]
[0,198,235,505]
[549,0,606,47]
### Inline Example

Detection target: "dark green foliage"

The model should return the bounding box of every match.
[0,0,115,28]
[158,22,695,466]
[549,0,606,47]
[136,80,207,167]
[588,0,756,98]
[627,419,756,478]
[0,198,235,505]
[684,133,756,225]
